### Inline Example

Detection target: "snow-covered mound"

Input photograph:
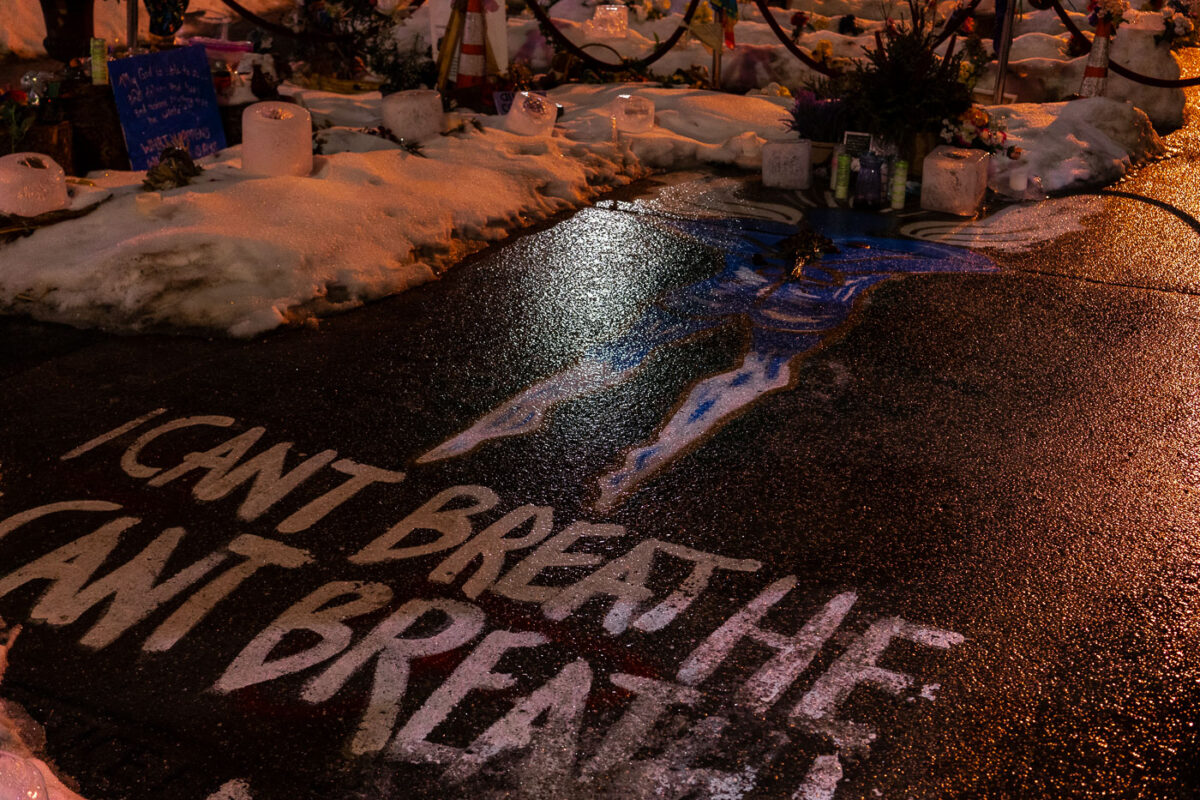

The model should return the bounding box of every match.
[0,84,1163,339]
[988,97,1165,193]
[990,10,1186,130]
[0,100,641,337]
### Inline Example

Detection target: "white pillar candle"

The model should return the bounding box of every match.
[1009,167,1029,194]
[0,152,69,217]
[241,101,313,177]
[382,89,444,142]
[505,92,556,137]
[612,94,654,133]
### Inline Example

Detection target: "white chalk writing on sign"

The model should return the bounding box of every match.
[108,47,225,170]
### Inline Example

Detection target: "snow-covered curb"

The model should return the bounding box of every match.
[0,85,1164,338]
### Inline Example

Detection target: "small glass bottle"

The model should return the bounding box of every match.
[854,153,882,209]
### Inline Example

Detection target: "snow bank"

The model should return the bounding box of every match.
[990,11,1186,131]
[988,97,1165,193]
[400,0,1188,128]
[0,83,1161,338]
[0,98,643,336]
[4,0,1185,133]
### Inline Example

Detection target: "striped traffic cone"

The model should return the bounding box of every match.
[1078,18,1113,98]
[453,0,490,109]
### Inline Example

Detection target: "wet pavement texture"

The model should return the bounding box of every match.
[2,125,1200,800]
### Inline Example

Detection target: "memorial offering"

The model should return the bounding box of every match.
[108,46,226,171]
[382,90,444,142]
[0,153,68,217]
[241,101,313,177]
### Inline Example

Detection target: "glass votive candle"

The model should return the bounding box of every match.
[505,92,557,137]
[613,94,654,133]
[593,4,629,36]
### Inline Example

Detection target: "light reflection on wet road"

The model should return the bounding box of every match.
[0,154,1199,800]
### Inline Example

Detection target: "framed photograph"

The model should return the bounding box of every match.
[842,131,874,157]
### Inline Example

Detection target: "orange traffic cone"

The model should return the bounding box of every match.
[453,0,490,109]
[1078,18,1112,98]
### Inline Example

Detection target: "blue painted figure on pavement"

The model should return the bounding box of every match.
[420,213,997,511]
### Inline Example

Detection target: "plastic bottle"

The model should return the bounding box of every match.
[90,38,108,85]
[834,152,851,201]
[890,159,908,210]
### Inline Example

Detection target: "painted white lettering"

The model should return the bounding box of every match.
[214,581,393,693]
[0,518,226,649]
[60,408,167,460]
[676,579,856,716]
[349,486,500,565]
[582,673,700,777]
[147,427,266,488]
[791,617,964,754]
[389,630,546,764]
[543,538,761,635]
[446,658,591,791]
[144,534,312,652]
[191,443,338,523]
[490,522,625,604]
[0,500,123,541]
[276,459,405,534]
[427,504,554,599]
[120,416,235,479]
[302,598,486,756]
[792,753,843,800]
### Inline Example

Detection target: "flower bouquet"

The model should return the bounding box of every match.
[940,105,1021,160]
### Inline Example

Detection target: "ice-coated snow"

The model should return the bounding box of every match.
[986,97,1165,193]
[988,15,1186,130]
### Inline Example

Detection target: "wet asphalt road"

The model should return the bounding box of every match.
[3,110,1200,800]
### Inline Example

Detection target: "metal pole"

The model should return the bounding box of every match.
[992,0,1018,104]
[126,0,138,52]
[435,0,467,95]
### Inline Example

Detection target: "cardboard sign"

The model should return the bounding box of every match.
[109,46,226,171]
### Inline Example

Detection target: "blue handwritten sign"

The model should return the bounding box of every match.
[109,46,226,171]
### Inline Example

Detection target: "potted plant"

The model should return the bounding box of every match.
[832,0,979,175]
[784,89,845,165]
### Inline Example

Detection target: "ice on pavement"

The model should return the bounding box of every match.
[900,195,1107,252]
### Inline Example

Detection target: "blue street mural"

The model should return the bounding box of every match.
[420,213,998,510]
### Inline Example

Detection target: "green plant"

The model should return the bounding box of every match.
[288,0,435,89]
[835,0,973,147]
[0,89,35,154]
